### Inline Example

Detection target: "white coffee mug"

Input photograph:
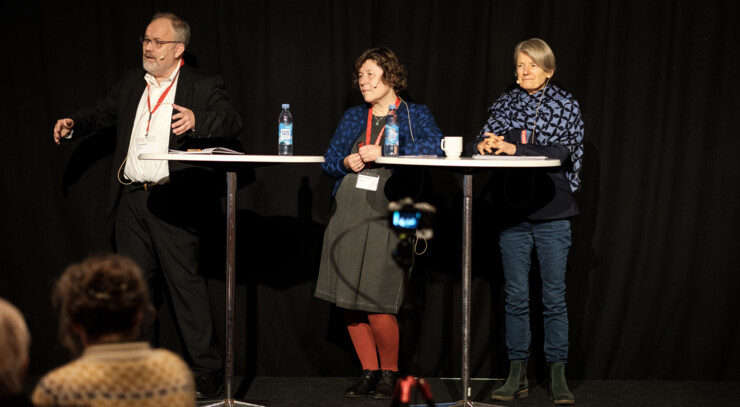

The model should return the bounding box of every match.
[441,137,463,158]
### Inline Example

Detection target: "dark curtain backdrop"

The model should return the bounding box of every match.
[1,0,739,382]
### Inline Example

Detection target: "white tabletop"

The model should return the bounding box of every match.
[375,155,560,168]
[139,153,325,163]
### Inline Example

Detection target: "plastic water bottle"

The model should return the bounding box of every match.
[383,104,399,157]
[278,104,293,156]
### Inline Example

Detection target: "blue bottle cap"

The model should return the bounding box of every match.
[282,104,290,109]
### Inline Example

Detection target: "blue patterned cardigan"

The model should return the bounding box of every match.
[323,101,444,195]
[474,84,584,193]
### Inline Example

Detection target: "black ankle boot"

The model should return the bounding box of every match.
[373,370,400,400]
[345,369,382,398]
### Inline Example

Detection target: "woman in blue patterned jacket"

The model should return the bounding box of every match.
[315,47,443,400]
[469,38,583,405]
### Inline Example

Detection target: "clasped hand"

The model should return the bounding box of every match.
[344,145,382,172]
[477,132,516,155]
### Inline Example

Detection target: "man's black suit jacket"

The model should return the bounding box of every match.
[68,64,243,214]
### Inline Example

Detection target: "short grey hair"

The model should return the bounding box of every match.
[0,298,30,397]
[513,38,556,74]
[152,12,190,46]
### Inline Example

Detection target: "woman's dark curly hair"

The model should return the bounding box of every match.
[352,47,408,93]
[53,254,151,355]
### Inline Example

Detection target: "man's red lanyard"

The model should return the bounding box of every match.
[145,59,184,137]
[362,97,401,147]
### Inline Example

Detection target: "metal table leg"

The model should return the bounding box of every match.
[450,172,503,407]
[201,171,266,407]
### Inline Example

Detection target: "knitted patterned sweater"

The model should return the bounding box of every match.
[32,342,195,407]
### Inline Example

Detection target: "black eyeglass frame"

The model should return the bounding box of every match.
[139,36,181,49]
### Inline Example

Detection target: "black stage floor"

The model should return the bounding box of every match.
[197,377,740,407]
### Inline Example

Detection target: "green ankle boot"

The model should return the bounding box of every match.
[491,360,529,401]
[550,363,575,405]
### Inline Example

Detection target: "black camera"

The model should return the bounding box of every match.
[388,197,436,240]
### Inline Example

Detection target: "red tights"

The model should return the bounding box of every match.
[345,310,399,371]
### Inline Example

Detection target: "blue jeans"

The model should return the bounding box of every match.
[499,219,571,363]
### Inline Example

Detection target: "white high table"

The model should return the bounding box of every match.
[140,153,325,407]
[375,156,560,407]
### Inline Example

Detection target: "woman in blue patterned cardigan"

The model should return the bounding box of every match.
[315,47,443,400]
[469,38,583,405]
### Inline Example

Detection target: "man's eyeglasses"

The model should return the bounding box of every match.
[139,36,180,49]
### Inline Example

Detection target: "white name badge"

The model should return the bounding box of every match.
[355,173,380,191]
[136,136,160,154]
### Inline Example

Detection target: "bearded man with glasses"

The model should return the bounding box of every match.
[52,12,242,400]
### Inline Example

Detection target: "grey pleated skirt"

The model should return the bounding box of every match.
[315,167,407,314]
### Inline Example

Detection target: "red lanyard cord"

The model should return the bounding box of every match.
[363,97,401,147]
[145,59,185,136]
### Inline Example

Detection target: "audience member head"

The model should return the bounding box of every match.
[0,298,31,398]
[352,47,408,93]
[53,254,151,355]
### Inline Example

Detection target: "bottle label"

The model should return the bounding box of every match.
[279,124,293,145]
[385,125,399,145]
